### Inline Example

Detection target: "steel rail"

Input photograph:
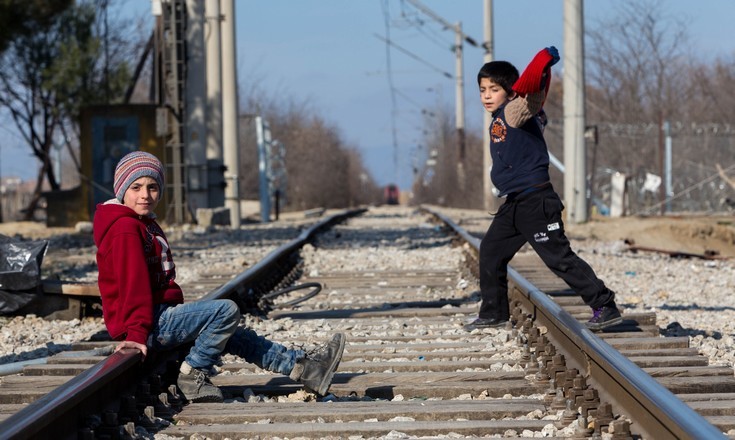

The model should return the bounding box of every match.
[0,208,366,440]
[201,208,366,302]
[426,207,726,439]
[0,349,143,440]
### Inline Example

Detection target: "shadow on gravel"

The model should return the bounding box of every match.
[0,342,71,365]
[657,304,735,339]
[270,295,478,320]
[659,304,735,313]
[311,225,454,251]
[659,319,725,339]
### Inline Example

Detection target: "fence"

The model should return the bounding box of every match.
[0,180,36,222]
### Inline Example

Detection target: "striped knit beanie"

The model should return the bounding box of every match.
[113,151,165,202]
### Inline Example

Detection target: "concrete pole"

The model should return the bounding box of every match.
[454,22,465,161]
[221,0,241,227]
[205,0,225,207]
[455,22,466,189]
[482,0,500,212]
[185,0,209,212]
[562,0,587,223]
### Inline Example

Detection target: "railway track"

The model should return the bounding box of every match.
[0,206,732,439]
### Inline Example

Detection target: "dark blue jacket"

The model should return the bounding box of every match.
[489,102,550,197]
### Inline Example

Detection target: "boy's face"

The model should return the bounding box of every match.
[123,176,160,217]
[479,78,511,114]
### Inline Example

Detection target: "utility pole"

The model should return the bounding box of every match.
[454,21,466,190]
[482,0,499,212]
[221,0,241,228]
[185,0,208,212]
[454,21,466,162]
[563,0,587,223]
[406,0,477,164]
[205,0,225,208]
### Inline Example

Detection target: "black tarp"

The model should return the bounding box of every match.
[0,235,48,314]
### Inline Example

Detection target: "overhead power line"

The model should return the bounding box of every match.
[373,33,453,79]
[405,0,479,47]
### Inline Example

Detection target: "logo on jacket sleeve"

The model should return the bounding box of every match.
[490,118,507,143]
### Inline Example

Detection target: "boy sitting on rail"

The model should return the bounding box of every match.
[467,46,622,332]
[93,151,345,402]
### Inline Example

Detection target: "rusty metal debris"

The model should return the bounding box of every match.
[624,239,727,260]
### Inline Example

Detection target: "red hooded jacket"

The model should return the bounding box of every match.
[93,200,184,345]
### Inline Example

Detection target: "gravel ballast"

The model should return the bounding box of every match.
[0,206,732,374]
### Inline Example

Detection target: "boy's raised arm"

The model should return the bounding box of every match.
[506,46,559,128]
[512,46,560,97]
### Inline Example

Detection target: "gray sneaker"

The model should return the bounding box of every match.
[463,317,508,331]
[586,303,623,331]
[290,333,345,396]
[177,361,224,403]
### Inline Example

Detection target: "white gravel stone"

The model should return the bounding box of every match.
[0,208,732,394]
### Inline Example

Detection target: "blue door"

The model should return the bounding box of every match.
[91,116,139,207]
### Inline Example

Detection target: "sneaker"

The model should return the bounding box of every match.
[177,361,224,403]
[463,317,507,331]
[586,303,623,331]
[290,333,345,395]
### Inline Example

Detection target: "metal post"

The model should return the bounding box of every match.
[586,125,599,217]
[664,120,672,213]
[255,116,272,223]
[482,0,499,212]
[185,0,209,212]
[221,0,241,228]
[562,0,587,223]
[205,0,225,207]
[454,22,465,161]
[455,21,466,190]
[163,0,186,224]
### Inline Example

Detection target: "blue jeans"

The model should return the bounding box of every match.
[148,299,304,375]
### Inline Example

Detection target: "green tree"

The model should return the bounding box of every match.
[0,0,73,53]
[0,1,132,219]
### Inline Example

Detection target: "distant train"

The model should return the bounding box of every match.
[384,184,399,205]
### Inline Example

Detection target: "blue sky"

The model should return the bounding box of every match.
[2,1,733,190]
[235,0,735,190]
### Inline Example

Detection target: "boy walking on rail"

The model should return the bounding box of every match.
[466,46,622,332]
[93,151,345,402]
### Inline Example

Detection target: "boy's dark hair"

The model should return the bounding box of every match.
[477,61,519,94]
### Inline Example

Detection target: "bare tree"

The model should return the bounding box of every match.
[411,106,452,205]
[586,0,690,176]
[239,89,381,211]
[410,103,487,207]
[584,0,734,213]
